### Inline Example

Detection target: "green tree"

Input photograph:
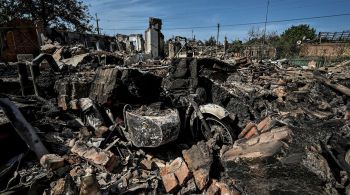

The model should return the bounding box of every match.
[266,31,279,44]
[0,0,92,32]
[280,24,316,57]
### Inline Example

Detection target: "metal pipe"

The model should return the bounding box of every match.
[0,98,48,159]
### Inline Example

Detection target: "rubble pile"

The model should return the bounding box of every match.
[1,44,350,195]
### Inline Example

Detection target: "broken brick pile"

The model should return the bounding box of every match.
[1,47,350,195]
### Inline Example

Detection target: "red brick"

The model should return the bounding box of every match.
[170,157,190,185]
[215,182,239,195]
[238,122,256,139]
[160,167,179,193]
[193,168,210,190]
[257,116,272,132]
[71,141,119,172]
[159,157,190,192]
[244,126,258,139]
[40,154,64,170]
[205,180,220,195]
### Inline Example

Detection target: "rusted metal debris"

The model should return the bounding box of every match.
[1,43,350,195]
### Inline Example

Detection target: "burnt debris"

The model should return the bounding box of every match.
[1,40,350,195]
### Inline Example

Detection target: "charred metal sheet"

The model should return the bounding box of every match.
[125,108,180,147]
[198,104,230,119]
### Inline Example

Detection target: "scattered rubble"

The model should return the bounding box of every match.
[71,141,120,172]
[40,154,65,170]
[1,41,350,195]
[183,141,213,190]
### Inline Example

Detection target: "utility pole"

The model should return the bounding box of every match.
[224,36,228,54]
[95,13,100,35]
[216,23,220,53]
[191,29,194,40]
[262,0,270,59]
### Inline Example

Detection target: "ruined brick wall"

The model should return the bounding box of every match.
[0,20,40,62]
[300,43,350,58]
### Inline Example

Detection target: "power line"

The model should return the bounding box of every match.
[167,13,350,30]
[102,13,350,31]
[103,27,146,31]
[95,0,348,22]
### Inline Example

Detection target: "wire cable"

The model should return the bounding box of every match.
[101,13,350,31]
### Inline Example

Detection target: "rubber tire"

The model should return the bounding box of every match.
[197,115,236,145]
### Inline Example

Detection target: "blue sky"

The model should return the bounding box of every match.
[83,0,350,42]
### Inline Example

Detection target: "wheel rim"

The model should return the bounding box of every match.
[200,117,233,145]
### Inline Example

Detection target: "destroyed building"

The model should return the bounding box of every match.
[3,10,350,195]
[116,33,145,53]
[243,44,277,59]
[128,34,145,52]
[145,17,165,58]
[1,37,350,194]
[43,28,115,52]
[168,39,182,58]
[168,36,193,58]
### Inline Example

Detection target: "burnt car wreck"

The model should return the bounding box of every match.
[1,49,350,195]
